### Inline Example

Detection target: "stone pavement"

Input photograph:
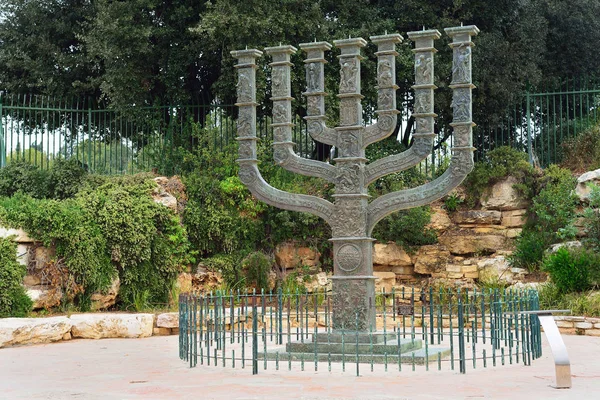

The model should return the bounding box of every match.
[0,334,599,399]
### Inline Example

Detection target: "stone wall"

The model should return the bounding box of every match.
[554,316,600,336]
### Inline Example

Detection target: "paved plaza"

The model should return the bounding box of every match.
[1,334,599,399]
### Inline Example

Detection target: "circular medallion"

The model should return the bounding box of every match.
[336,244,362,272]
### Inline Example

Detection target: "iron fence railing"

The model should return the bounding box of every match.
[178,287,542,375]
[1,77,599,176]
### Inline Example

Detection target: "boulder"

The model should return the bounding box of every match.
[477,256,513,284]
[176,272,193,294]
[374,271,396,293]
[151,185,178,211]
[501,209,528,228]
[373,243,412,267]
[90,277,120,311]
[192,269,223,292]
[156,312,179,329]
[0,227,34,242]
[548,241,583,254]
[0,317,72,348]
[70,313,154,339]
[452,210,502,225]
[27,286,63,310]
[16,243,31,266]
[23,274,41,287]
[274,242,320,270]
[304,272,331,293]
[413,245,451,275]
[481,176,529,211]
[576,169,600,202]
[428,207,452,233]
[438,232,506,255]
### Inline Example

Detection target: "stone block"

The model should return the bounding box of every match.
[374,271,396,293]
[464,272,479,279]
[413,245,450,275]
[153,327,172,336]
[439,233,506,255]
[574,322,593,329]
[0,317,72,348]
[62,332,72,341]
[70,313,154,339]
[594,323,600,329]
[556,321,574,328]
[473,226,506,235]
[27,287,63,310]
[505,228,522,238]
[445,265,462,273]
[452,210,502,225]
[576,168,600,202]
[586,329,600,337]
[90,277,120,311]
[481,176,529,211]
[558,328,576,335]
[275,242,320,270]
[462,265,478,273]
[373,243,412,266]
[16,244,31,266]
[156,312,179,328]
[427,207,452,232]
[447,272,464,279]
[501,209,528,227]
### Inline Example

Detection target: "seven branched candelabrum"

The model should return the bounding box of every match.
[232,25,479,332]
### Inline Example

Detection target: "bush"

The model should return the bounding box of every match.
[242,252,272,292]
[0,237,32,317]
[538,283,600,317]
[509,229,551,271]
[48,158,88,199]
[561,123,600,173]
[462,146,535,207]
[0,160,49,199]
[372,206,437,250]
[543,248,600,293]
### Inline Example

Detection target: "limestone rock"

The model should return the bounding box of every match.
[452,210,502,225]
[70,313,154,339]
[0,227,34,242]
[304,272,331,293]
[16,243,31,266]
[413,245,451,275]
[274,242,320,270]
[23,274,41,286]
[374,271,396,293]
[151,184,178,211]
[156,312,179,329]
[27,286,63,310]
[477,256,513,284]
[176,272,193,293]
[428,207,452,232]
[576,169,600,202]
[34,246,55,269]
[439,232,506,255]
[548,241,583,254]
[501,209,528,227]
[90,277,120,311]
[0,317,72,348]
[373,243,412,267]
[192,268,223,292]
[481,176,529,211]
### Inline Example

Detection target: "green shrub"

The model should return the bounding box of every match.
[0,237,33,317]
[543,248,599,293]
[462,146,535,207]
[202,253,245,291]
[561,123,600,173]
[538,283,600,317]
[583,183,600,251]
[372,206,437,250]
[0,160,49,199]
[48,158,88,199]
[509,229,551,271]
[443,192,463,212]
[242,252,272,292]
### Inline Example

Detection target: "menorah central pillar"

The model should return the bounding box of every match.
[232,25,479,334]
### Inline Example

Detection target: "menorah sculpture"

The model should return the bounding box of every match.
[232,25,479,332]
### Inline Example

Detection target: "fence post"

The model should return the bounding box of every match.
[526,82,533,165]
[252,294,258,375]
[0,94,5,168]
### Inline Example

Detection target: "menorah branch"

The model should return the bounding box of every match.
[232,49,334,225]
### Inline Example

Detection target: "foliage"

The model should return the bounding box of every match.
[538,283,600,318]
[372,206,437,251]
[443,192,464,212]
[47,158,88,200]
[0,160,49,199]
[242,252,272,292]
[509,229,551,271]
[531,164,578,238]
[543,248,600,293]
[202,254,245,291]
[8,148,50,168]
[0,174,192,310]
[0,237,32,317]
[462,146,535,207]
[560,123,600,173]
[583,183,600,251]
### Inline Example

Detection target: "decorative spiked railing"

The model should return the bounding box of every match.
[232,25,480,332]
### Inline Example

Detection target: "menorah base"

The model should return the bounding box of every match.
[330,276,377,332]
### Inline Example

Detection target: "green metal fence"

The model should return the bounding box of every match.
[178,287,542,375]
[2,77,599,175]
[474,76,600,167]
